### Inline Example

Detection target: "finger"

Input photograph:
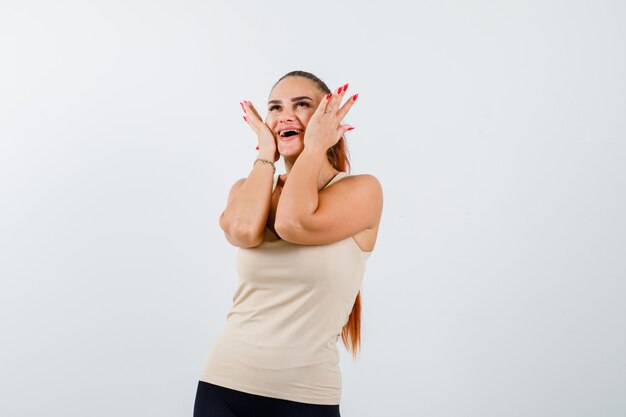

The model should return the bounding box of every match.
[249,101,262,120]
[327,83,349,113]
[241,101,252,125]
[313,91,332,117]
[241,108,264,138]
[242,100,264,127]
[243,100,263,122]
[242,114,258,135]
[335,92,358,121]
[338,124,356,137]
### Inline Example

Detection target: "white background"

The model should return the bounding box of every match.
[1,1,625,416]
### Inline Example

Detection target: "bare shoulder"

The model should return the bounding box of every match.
[332,173,383,199]
[355,173,382,189]
[331,173,383,249]
[327,172,383,224]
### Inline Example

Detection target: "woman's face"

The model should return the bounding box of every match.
[265,76,325,158]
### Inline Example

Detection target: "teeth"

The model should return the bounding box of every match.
[280,130,301,137]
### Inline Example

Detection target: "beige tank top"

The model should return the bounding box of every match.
[199,171,372,405]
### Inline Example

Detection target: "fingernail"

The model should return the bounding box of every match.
[343,83,349,92]
[336,86,343,94]
[326,93,332,100]
[256,146,259,150]
[240,101,246,113]
[347,126,355,131]
[243,115,247,122]
[352,93,359,101]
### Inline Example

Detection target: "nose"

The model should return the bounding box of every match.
[278,108,296,123]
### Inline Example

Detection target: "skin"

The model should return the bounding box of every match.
[219,76,382,252]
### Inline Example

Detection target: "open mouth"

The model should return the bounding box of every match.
[279,129,302,139]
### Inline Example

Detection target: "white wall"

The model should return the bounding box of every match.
[1,1,624,416]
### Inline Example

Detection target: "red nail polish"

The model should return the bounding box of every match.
[256,146,259,150]
[243,115,247,121]
[343,83,349,92]
[326,93,331,100]
[347,126,355,131]
[240,102,246,113]
[352,93,359,101]
[336,86,343,94]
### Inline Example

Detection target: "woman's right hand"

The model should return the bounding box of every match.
[241,100,280,162]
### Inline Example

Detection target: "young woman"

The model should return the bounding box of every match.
[194,71,383,417]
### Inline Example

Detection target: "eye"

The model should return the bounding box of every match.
[295,101,309,108]
[269,105,281,111]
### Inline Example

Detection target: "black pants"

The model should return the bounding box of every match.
[193,380,341,417]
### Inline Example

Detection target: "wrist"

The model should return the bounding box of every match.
[257,150,276,161]
[302,144,327,158]
[253,157,276,173]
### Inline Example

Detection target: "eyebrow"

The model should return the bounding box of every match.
[267,96,313,105]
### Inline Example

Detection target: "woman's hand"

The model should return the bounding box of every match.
[303,83,358,152]
[241,100,280,162]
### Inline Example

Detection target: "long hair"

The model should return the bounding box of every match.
[272,70,361,359]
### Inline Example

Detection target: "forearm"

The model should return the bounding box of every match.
[220,154,275,239]
[276,146,326,226]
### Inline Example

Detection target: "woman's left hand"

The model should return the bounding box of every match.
[303,83,358,152]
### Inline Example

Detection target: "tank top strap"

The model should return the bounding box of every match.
[323,171,349,189]
[272,171,348,192]
[272,173,280,192]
